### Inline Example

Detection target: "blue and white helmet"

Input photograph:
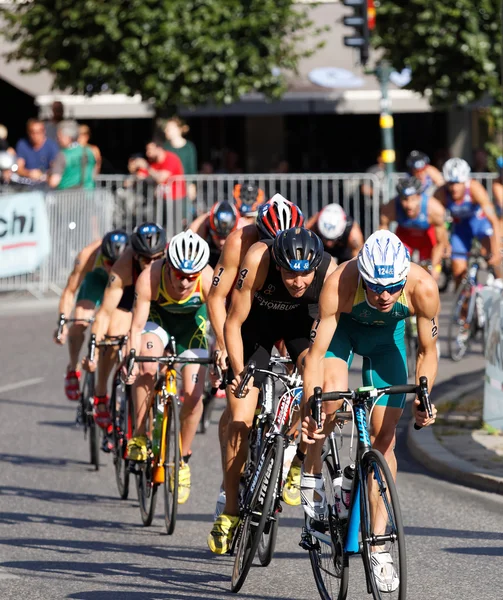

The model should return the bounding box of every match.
[442,158,471,183]
[357,231,410,286]
[168,230,210,274]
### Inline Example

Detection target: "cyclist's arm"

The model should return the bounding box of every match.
[58,242,100,319]
[379,200,395,230]
[207,228,248,353]
[224,242,269,377]
[201,263,214,298]
[304,212,319,230]
[426,165,444,187]
[428,197,449,273]
[432,186,446,206]
[347,222,364,257]
[413,269,440,389]
[91,251,132,342]
[472,180,501,265]
[189,213,209,237]
[127,263,159,356]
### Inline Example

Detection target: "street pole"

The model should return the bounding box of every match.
[375,60,395,202]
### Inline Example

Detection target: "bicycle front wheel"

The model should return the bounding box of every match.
[82,372,99,471]
[307,453,348,600]
[163,397,180,535]
[111,375,130,499]
[360,449,406,600]
[231,435,283,593]
[448,283,474,361]
[136,457,158,526]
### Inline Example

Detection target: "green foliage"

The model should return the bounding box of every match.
[373,0,502,108]
[1,0,324,110]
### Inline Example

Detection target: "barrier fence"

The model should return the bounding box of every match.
[0,171,500,294]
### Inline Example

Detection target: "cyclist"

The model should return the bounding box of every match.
[84,223,166,428]
[190,200,240,267]
[380,176,449,280]
[434,158,501,285]
[207,227,336,555]
[301,230,438,592]
[207,194,304,517]
[233,180,266,225]
[406,150,443,195]
[54,230,129,401]
[306,203,363,264]
[125,230,213,505]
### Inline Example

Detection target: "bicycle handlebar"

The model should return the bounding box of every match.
[56,312,94,342]
[413,376,433,430]
[235,361,256,398]
[88,334,96,364]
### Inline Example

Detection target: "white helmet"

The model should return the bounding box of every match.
[357,230,410,286]
[442,158,471,183]
[317,204,348,241]
[168,230,210,274]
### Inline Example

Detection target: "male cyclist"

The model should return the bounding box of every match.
[301,230,438,592]
[125,230,213,504]
[233,180,266,224]
[380,176,449,280]
[406,150,443,195]
[190,200,240,267]
[84,223,166,427]
[306,203,363,264]
[54,230,129,401]
[207,195,304,516]
[207,227,336,554]
[434,158,501,285]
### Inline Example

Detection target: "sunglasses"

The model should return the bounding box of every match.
[172,269,200,282]
[364,278,406,295]
[138,253,164,264]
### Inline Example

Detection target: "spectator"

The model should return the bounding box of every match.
[163,116,197,200]
[48,120,96,190]
[15,118,59,183]
[362,153,386,201]
[78,124,102,175]
[45,100,65,141]
[134,139,186,201]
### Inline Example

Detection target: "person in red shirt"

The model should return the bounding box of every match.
[135,139,186,200]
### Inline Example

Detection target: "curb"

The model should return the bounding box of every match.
[407,379,503,496]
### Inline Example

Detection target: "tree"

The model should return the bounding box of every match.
[1,0,324,111]
[373,0,502,107]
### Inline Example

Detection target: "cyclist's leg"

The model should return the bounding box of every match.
[179,358,208,459]
[95,308,132,397]
[67,301,95,373]
[450,226,471,287]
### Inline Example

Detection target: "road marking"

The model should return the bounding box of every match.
[0,377,44,395]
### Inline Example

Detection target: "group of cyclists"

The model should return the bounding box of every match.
[53,152,501,593]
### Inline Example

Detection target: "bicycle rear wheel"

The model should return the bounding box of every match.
[164,396,180,535]
[448,283,474,361]
[307,453,348,600]
[82,372,99,471]
[360,449,406,600]
[111,374,130,499]
[231,435,284,593]
[136,456,158,526]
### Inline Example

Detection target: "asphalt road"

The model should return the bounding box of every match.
[0,297,501,600]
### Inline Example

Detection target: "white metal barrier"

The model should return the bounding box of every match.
[0,171,500,294]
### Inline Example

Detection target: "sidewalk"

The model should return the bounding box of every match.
[407,376,503,495]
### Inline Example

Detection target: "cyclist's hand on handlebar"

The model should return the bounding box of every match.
[82,355,97,373]
[209,367,223,389]
[301,413,326,445]
[215,347,228,372]
[53,327,67,345]
[122,362,139,385]
[413,397,436,428]
[230,372,254,398]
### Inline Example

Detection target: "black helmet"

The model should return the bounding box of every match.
[406,150,430,173]
[396,176,423,197]
[131,222,166,257]
[209,201,239,238]
[272,227,324,273]
[101,230,129,262]
[233,181,265,216]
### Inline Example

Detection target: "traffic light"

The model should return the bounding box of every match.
[343,0,370,65]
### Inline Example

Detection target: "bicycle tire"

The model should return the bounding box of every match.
[307,453,348,600]
[199,391,215,434]
[164,396,180,535]
[448,283,474,361]
[257,511,279,567]
[111,374,130,500]
[82,372,99,471]
[231,435,284,593]
[360,449,406,600]
[135,405,158,526]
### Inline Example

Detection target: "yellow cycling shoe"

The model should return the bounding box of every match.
[283,463,302,506]
[207,513,241,555]
[177,462,191,504]
[127,435,148,462]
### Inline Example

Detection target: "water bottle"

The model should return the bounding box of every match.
[333,474,346,519]
[341,464,355,514]
[475,295,485,328]
[151,403,164,456]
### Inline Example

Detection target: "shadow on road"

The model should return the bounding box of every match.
[443,546,503,556]
[0,485,119,506]
[0,453,88,469]
[404,525,503,541]
[0,397,74,411]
